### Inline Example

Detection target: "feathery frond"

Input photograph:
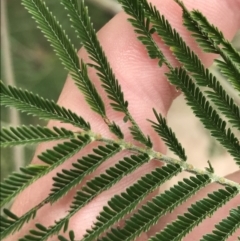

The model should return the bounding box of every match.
[61,0,128,113]
[0,135,90,213]
[69,154,150,213]
[150,187,238,241]
[118,0,240,136]
[0,144,120,239]
[18,154,151,241]
[0,125,75,147]
[18,222,69,241]
[122,0,240,155]
[128,125,152,147]
[109,122,124,139]
[49,143,121,203]
[115,0,189,152]
[59,0,125,139]
[37,135,91,165]
[0,135,90,238]
[149,109,187,161]
[200,206,240,241]
[140,0,240,130]
[166,68,240,165]
[61,0,151,146]
[83,164,181,241]
[0,209,36,236]
[22,0,106,117]
[100,175,211,241]
[0,165,47,207]
[205,81,240,131]
[174,0,240,92]
[189,9,240,65]
[1,0,240,240]
[214,58,240,93]
[116,0,170,68]
[0,81,90,130]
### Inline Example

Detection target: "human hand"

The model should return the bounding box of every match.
[9,0,240,240]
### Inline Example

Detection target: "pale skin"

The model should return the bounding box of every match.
[9,0,240,240]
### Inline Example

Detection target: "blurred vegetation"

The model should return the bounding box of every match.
[1,0,115,180]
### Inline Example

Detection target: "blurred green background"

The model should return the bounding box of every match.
[1,0,240,182]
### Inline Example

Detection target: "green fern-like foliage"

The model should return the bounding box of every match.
[1,0,239,240]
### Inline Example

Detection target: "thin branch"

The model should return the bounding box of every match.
[1,0,25,171]
[88,0,121,15]
[76,130,240,192]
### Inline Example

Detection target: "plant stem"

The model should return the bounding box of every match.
[1,0,25,171]
[88,0,121,14]
[77,130,240,192]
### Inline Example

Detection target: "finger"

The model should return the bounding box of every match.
[10,0,240,240]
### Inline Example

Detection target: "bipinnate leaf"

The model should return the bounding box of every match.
[69,154,151,214]
[166,68,240,165]
[18,221,69,241]
[119,0,240,138]
[116,0,167,65]
[22,0,106,117]
[175,0,240,92]
[49,143,122,203]
[0,81,90,130]
[200,206,240,241]
[17,154,151,241]
[61,0,128,113]
[22,0,125,139]
[0,165,47,207]
[100,175,211,241]
[0,209,36,236]
[1,0,240,240]
[83,164,181,241]
[150,187,238,241]
[0,135,91,237]
[186,6,240,65]
[149,109,187,161]
[140,0,240,130]
[62,0,152,147]
[0,125,75,147]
